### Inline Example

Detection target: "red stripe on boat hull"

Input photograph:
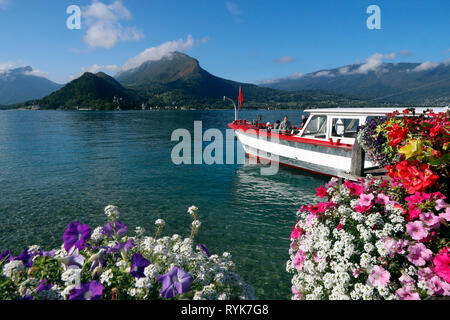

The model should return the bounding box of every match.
[229,123,353,151]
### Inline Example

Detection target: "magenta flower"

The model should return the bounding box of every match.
[396,286,420,300]
[63,221,92,252]
[157,266,193,299]
[433,247,450,283]
[368,265,390,288]
[69,281,104,300]
[407,243,433,267]
[315,186,328,199]
[406,221,429,241]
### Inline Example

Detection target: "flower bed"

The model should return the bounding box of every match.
[358,108,449,196]
[288,108,450,300]
[0,205,255,300]
[287,176,449,300]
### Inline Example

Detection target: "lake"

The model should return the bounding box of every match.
[0,109,328,299]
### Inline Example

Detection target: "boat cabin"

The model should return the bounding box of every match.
[298,107,447,145]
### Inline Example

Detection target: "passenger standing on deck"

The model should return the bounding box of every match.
[273,120,281,130]
[301,115,308,127]
[279,116,292,132]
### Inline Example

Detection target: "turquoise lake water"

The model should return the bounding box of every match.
[0,109,328,299]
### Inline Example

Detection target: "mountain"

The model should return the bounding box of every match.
[0,67,62,105]
[262,62,450,106]
[31,72,137,110]
[115,52,365,109]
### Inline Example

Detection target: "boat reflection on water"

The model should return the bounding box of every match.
[220,157,328,299]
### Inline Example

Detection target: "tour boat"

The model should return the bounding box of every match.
[228,107,446,178]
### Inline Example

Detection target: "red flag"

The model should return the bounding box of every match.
[238,87,244,108]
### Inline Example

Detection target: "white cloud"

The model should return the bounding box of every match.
[24,68,50,78]
[313,70,334,78]
[412,61,440,72]
[0,61,16,74]
[257,72,304,85]
[275,56,294,64]
[119,35,195,72]
[226,2,242,16]
[82,0,144,49]
[412,58,450,72]
[338,51,411,75]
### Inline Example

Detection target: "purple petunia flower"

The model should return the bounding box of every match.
[36,279,54,293]
[63,221,92,252]
[197,244,210,257]
[69,281,104,300]
[15,248,33,268]
[58,247,85,270]
[88,249,107,273]
[157,266,193,299]
[0,250,13,263]
[129,253,150,278]
[101,221,128,238]
[42,250,57,258]
[108,239,135,254]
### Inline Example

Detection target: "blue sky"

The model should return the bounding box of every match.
[0,0,449,84]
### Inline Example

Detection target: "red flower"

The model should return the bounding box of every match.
[316,186,328,199]
[387,123,409,147]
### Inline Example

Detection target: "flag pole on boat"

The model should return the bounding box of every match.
[223,87,243,121]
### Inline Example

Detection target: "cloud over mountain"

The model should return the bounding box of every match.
[82,0,144,49]
[119,35,196,72]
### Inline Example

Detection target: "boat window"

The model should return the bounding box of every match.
[302,115,328,139]
[331,118,360,138]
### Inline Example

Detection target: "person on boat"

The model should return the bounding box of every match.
[273,120,281,130]
[252,115,263,125]
[279,116,292,132]
[301,115,308,127]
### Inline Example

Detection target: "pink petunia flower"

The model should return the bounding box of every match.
[368,266,390,288]
[359,193,374,207]
[419,212,440,228]
[351,268,362,278]
[293,249,306,272]
[439,207,450,222]
[376,193,393,206]
[418,267,434,281]
[427,276,445,295]
[433,247,450,283]
[396,286,421,300]
[399,273,415,286]
[407,243,433,267]
[292,287,303,300]
[435,199,447,211]
[406,221,429,241]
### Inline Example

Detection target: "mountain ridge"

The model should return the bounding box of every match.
[0,67,63,105]
[261,62,450,105]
